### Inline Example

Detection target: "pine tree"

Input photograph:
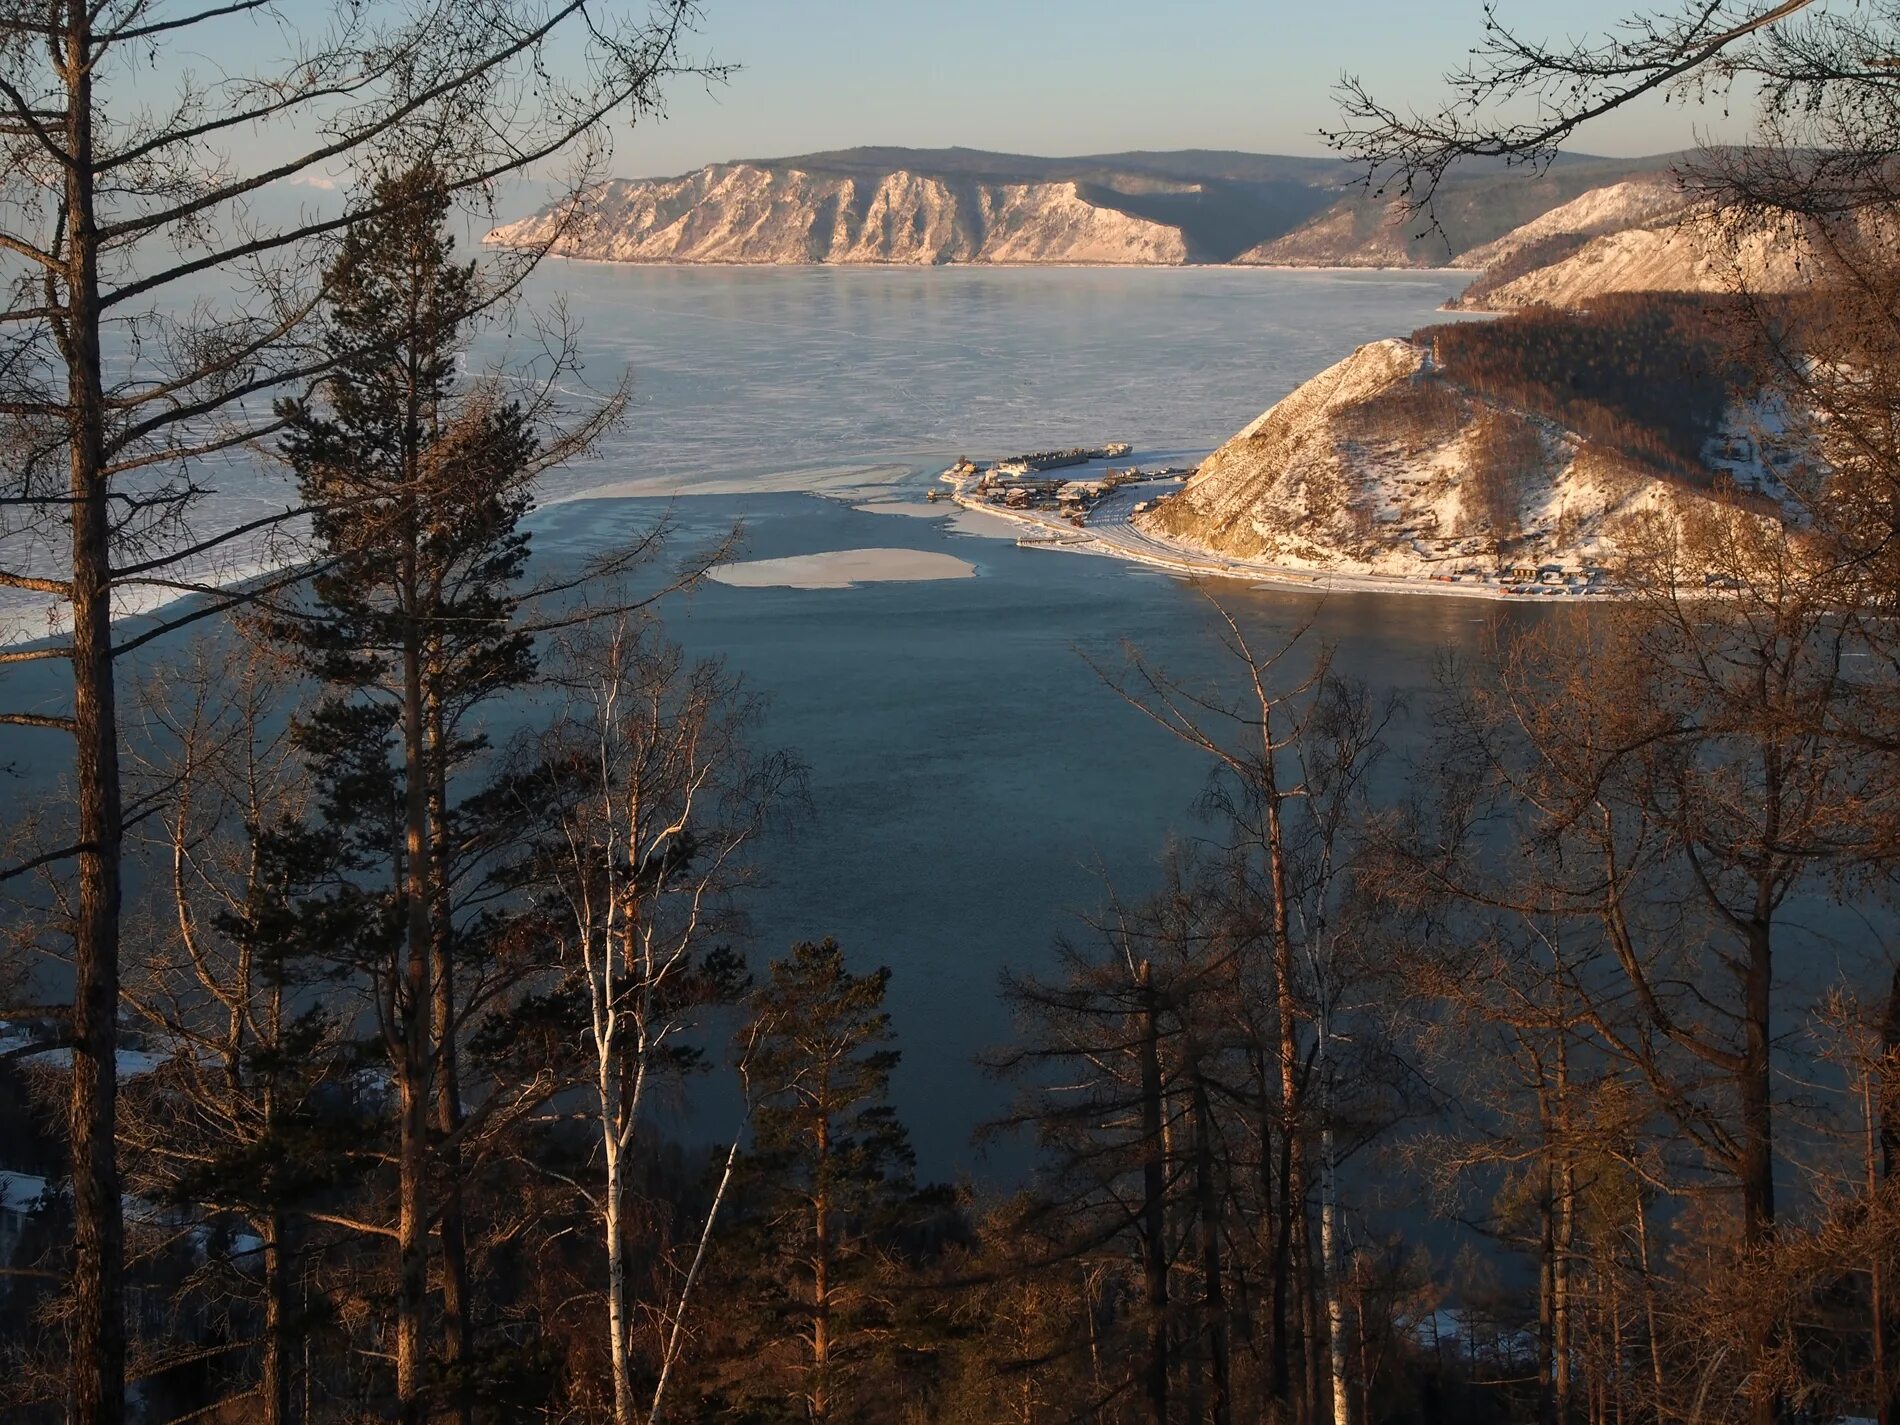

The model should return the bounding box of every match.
[274,164,541,1425]
[725,939,918,1423]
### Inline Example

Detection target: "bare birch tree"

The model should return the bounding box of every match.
[525,616,804,1425]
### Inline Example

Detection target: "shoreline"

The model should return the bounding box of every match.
[487,248,1484,278]
[942,469,1604,605]
[953,495,1529,603]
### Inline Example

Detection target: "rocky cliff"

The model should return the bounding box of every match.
[1232,198,1423,268]
[1138,339,1763,578]
[486,163,1197,265]
[484,145,1863,303]
[484,147,1719,268]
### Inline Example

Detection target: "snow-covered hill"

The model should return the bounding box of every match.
[1453,175,1690,269]
[485,163,1196,265]
[1138,339,1761,580]
[1234,157,1682,269]
[1462,207,1816,310]
[1233,198,1424,268]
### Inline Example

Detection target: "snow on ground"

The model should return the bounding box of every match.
[0,1170,48,1215]
[0,1168,263,1263]
[1703,389,1824,511]
[951,475,1547,601]
[485,164,1188,266]
[0,1026,167,1078]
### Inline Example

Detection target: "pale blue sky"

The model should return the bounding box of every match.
[614,0,1752,176]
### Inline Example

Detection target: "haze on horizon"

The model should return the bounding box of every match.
[607,0,1755,179]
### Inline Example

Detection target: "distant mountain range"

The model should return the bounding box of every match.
[485,145,1700,272]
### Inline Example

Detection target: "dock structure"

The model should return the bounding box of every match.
[938,440,1185,532]
[994,450,1086,477]
[988,443,1133,478]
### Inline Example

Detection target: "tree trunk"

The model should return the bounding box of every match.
[1265,761,1304,1425]
[1272,1096,1297,1421]
[1317,980,1348,1425]
[1739,924,1775,1244]
[62,7,126,1420]
[1612,1275,1626,1425]
[1555,1160,1575,1423]
[264,1209,293,1425]
[1087,1267,1109,1424]
[429,690,473,1425]
[1739,922,1777,1425]
[1539,1136,1556,1425]
[1138,961,1169,1425]
[395,578,434,1425]
[1320,1120,1349,1425]
[434,1051,471,1424]
[813,1108,832,1423]
[1878,961,1900,1425]
[1356,1283,1374,1425]
[1192,1069,1232,1425]
[1252,1040,1294,1421]
[1555,1040,1575,1425]
[1635,1197,1665,1423]
[604,1109,634,1425]
[1300,1222,1322,1425]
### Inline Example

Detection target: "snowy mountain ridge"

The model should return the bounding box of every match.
[484,146,1871,298]
[482,147,1685,268]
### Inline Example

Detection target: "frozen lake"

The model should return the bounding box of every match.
[498,263,1498,1173]
[9,262,1530,1175]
